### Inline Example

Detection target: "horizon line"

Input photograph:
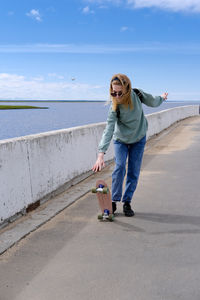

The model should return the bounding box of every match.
[0,99,199,103]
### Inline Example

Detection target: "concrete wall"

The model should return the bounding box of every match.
[0,105,199,225]
[146,105,200,139]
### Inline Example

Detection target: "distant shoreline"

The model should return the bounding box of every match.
[0,105,48,110]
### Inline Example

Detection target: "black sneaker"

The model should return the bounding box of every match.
[112,202,117,214]
[123,202,135,217]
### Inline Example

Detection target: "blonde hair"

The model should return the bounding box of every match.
[110,74,133,111]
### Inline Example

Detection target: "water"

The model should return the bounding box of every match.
[0,100,199,141]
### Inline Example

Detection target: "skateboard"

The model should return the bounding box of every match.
[92,180,114,221]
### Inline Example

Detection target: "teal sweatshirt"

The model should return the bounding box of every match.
[98,89,164,153]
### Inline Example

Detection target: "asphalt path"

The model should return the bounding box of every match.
[0,116,200,300]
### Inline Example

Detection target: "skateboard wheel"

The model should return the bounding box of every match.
[91,188,97,193]
[102,187,109,194]
[98,214,103,220]
[108,215,114,222]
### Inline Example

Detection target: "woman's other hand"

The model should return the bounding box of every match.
[161,92,168,100]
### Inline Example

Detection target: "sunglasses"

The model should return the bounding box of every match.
[110,91,123,97]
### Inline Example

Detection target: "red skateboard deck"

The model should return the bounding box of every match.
[92,180,114,221]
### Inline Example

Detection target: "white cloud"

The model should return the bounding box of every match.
[0,73,105,100]
[127,0,200,12]
[82,6,95,14]
[31,76,44,81]
[85,0,200,12]
[48,73,64,80]
[0,42,200,54]
[0,73,200,101]
[26,9,42,22]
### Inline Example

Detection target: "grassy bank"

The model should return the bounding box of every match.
[0,105,48,110]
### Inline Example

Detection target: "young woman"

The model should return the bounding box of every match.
[92,74,168,217]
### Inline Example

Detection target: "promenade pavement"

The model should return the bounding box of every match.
[0,115,200,300]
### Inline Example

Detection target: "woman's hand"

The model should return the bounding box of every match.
[92,152,105,172]
[161,92,168,100]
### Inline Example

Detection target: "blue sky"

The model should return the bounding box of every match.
[0,0,200,100]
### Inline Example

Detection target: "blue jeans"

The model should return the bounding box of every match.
[112,135,146,203]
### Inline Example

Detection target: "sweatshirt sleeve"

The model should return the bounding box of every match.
[138,89,164,107]
[98,105,117,153]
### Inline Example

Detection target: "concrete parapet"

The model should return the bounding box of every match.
[146,105,199,139]
[0,105,199,226]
